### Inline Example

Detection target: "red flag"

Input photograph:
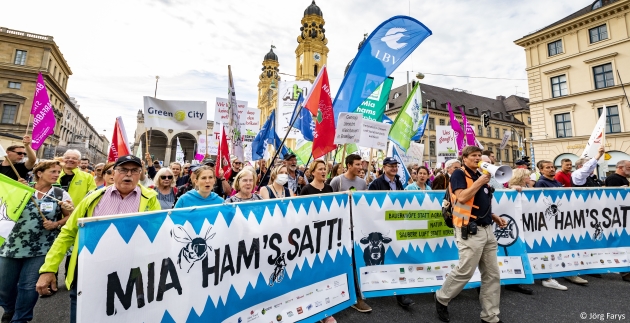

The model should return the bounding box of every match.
[216,126,232,180]
[305,66,336,159]
[108,117,131,162]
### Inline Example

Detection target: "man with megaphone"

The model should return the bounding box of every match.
[435,146,507,323]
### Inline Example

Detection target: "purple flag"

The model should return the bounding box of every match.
[447,102,465,155]
[30,73,56,150]
[459,106,477,147]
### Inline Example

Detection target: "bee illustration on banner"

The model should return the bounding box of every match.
[171,225,216,273]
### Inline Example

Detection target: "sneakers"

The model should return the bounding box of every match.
[565,275,588,285]
[622,273,630,282]
[505,284,534,295]
[396,295,414,308]
[434,293,450,322]
[542,278,568,290]
[351,298,372,313]
[1,312,13,323]
[320,316,337,323]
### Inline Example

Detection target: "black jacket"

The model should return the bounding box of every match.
[368,174,404,191]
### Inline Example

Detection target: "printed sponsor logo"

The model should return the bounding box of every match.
[408,278,416,283]
[436,276,444,280]
[285,299,293,304]
[274,303,282,308]
[417,266,424,271]
[515,269,522,274]
[427,266,432,272]
[417,277,424,282]
[277,314,284,321]
[296,295,304,299]
[296,307,303,315]
[399,277,407,284]
[541,264,545,269]
[408,266,414,272]
[307,304,313,311]
[399,268,405,274]
[286,311,293,318]
[315,301,322,307]
[325,298,330,304]
[541,256,548,261]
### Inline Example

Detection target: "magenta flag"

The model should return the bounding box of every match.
[447,102,465,155]
[30,73,56,150]
[459,106,477,147]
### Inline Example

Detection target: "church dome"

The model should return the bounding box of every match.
[304,1,323,17]
[264,46,278,61]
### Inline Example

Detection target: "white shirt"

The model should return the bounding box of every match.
[571,158,599,186]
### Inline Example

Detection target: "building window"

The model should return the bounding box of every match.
[555,113,572,138]
[477,125,483,137]
[488,126,492,137]
[511,131,516,141]
[592,0,602,9]
[497,149,502,161]
[589,24,608,43]
[488,147,493,152]
[314,65,318,77]
[551,75,568,97]
[430,141,435,156]
[430,100,436,108]
[593,63,614,89]
[597,105,621,133]
[495,128,499,139]
[548,40,563,56]
[1,104,18,123]
[8,81,21,89]
[14,50,27,65]
[527,117,531,125]
[429,117,435,130]
[513,150,519,161]
[439,119,445,126]
[504,149,509,162]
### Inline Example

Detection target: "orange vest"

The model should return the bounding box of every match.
[449,168,480,228]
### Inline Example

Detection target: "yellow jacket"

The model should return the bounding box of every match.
[57,167,96,205]
[39,184,160,288]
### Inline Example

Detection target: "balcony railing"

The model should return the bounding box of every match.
[0,27,52,41]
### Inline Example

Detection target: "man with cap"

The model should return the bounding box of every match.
[283,153,305,196]
[36,155,160,323]
[367,157,414,308]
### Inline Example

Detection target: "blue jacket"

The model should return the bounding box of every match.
[174,190,223,208]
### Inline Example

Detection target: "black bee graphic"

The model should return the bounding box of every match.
[171,225,215,273]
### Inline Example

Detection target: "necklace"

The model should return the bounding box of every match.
[271,184,284,198]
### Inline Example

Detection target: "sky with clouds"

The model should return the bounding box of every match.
[4,0,587,141]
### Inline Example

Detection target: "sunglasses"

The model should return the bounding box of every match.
[233,162,243,165]
[95,169,103,172]
[160,175,173,180]
[104,170,113,175]
[11,151,27,156]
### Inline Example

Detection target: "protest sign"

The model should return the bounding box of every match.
[214,98,248,125]
[358,119,390,151]
[334,113,363,145]
[77,194,355,323]
[351,191,532,298]
[277,81,312,139]
[521,188,630,278]
[435,126,457,164]
[144,97,207,130]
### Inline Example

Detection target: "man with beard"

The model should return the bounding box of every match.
[58,150,96,205]
[282,153,304,195]
[79,158,91,174]
[605,159,630,187]
[0,135,36,183]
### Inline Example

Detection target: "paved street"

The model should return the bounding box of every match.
[4,261,628,323]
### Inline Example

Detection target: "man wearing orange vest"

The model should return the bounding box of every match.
[435,146,507,323]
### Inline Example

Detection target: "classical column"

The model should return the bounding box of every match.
[164,147,172,166]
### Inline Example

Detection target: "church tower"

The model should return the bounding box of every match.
[295,1,328,83]
[257,45,281,122]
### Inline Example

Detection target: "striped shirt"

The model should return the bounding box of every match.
[93,185,142,217]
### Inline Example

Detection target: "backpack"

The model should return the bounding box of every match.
[51,187,65,221]
[441,186,454,228]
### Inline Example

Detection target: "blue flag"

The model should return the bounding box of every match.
[252,110,289,161]
[289,94,315,141]
[332,16,432,124]
[382,115,394,125]
[391,145,410,188]
[411,113,429,141]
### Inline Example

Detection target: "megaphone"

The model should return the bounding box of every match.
[478,161,513,184]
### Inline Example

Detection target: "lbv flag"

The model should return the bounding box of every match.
[333,16,431,124]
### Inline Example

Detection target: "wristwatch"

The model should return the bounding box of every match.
[57,224,62,230]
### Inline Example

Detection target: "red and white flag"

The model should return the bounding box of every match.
[216,125,232,180]
[108,117,131,162]
[303,66,336,159]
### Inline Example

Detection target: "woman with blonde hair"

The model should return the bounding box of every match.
[154,167,177,209]
[93,163,106,188]
[225,168,263,203]
[301,160,333,195]
[100,162,115,187]
[508,168,534,190]
[260,165,293,199]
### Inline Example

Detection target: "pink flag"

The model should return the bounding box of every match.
[459,106,477,147]
[447,102,465,155]
[30,73,56,150]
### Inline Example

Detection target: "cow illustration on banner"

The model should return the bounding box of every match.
[76,193,355,323]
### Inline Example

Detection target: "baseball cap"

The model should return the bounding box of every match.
[114,155,143,168]
[284,153,297,161]
[201,157,215,167]
[515,159,529,166]
[382,157,399,165]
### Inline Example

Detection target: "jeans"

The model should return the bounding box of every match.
[0,255,46,323]
[70,283,76,323]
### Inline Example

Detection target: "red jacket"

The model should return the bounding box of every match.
[554,171,572,187]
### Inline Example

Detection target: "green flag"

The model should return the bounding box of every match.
[335,143,359,163]
[294,140,313,166]
[0,174,35,245]
[388,82,422,152]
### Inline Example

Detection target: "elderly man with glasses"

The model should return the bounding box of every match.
[57,150,97,205]
[0,135,37,183]
[36,155,160,323]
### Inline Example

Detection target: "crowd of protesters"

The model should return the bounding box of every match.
[0,134,628,323]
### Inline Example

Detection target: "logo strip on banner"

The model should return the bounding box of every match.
[76,193,355,323]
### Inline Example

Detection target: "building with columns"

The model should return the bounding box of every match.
[514,0,630,173]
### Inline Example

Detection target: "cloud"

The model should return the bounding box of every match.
[3,0,585,142]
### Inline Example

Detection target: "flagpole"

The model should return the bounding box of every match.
[340,143,347,166]
[25,115,32,136]
[146,76,159,155]
[205,129,209,157]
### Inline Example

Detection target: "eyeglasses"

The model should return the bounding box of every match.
[104,170,113,175]
[233,162,243,165]
[160,175,173,180]
[116,167,142,175]
[95,169,103,172]
[11,151,27,156]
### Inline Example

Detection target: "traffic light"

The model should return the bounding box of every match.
[481,113,490,128]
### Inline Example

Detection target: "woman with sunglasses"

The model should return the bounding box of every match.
[154,168,177,209]
[93,163,105,188]
[174,166,223,208]
[101,162,115,188]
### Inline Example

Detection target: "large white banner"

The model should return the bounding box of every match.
[144,97,207,130]
[277,81,312,139]
[436,126,457,164]
[77,194,356,323]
